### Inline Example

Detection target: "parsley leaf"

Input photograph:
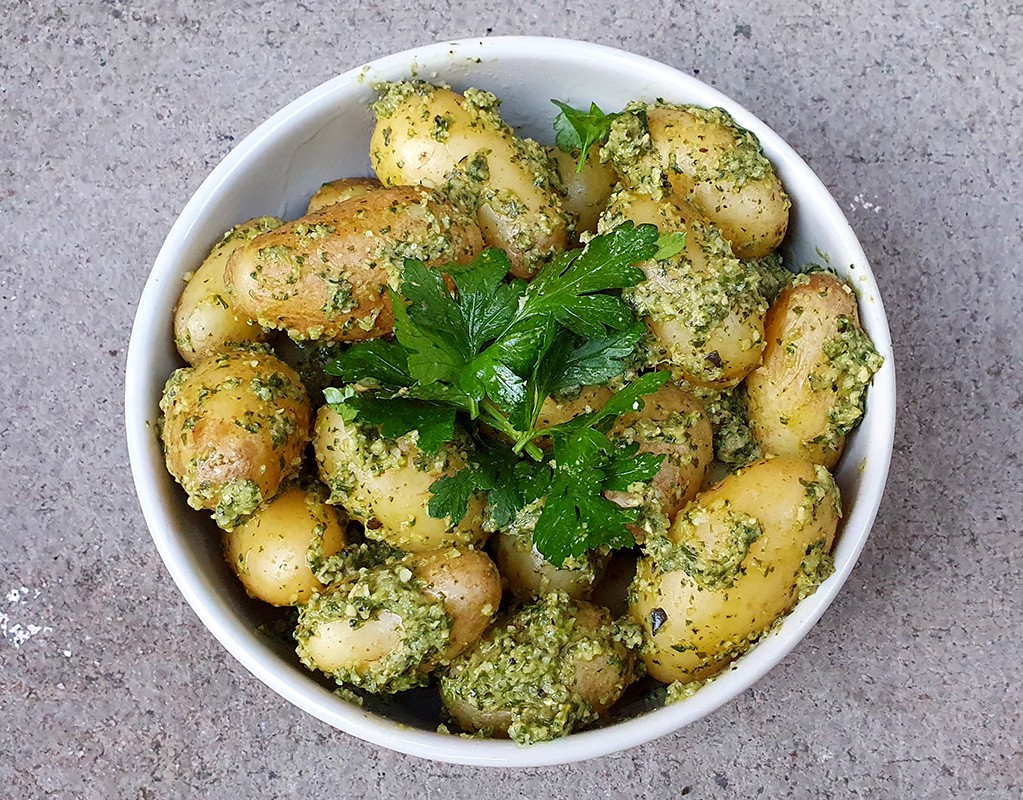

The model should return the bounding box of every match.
[532,427,663,566]
[326,391,456,454]
[551,99,619,172]
[325,339,411,389]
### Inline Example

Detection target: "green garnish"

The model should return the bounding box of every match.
[551,99,621,172]
[325,223,671,564]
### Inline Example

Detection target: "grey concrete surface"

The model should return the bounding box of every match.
[1,0,1020,797]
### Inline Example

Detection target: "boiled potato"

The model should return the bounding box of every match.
[745,273,884,468]
[413,547,503,662]
[440,592,641,744]
[630,456,841,683]
[306,177,381,214]
[607,383,714,532]
[550,146,618,237]
[160,348,311,529]
[601,188,767,386]
[223,484,347,605]
[536,385,614,430]
[313,405,486,551]
[605,102,789,259]
[225,186,483,341]
[493,499,609,601]
[173,216,281,365]
[370,82,569,278]
[295,545,500,693]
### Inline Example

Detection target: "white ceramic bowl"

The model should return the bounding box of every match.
[125,36,895,766]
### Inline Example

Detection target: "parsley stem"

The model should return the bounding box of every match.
[480,400,545,461]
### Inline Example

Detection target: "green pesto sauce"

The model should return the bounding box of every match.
[296,544,451,694]
[626,221,766,383]
[810,315,885,448]
[643,504,763,591]
[692,385,762,469]
[677,104,775,187]
[439,592,640,745]
[744,251,792,304]
[370,80,435,118]
[213,478,263,529]
[603,103,661,198]
[664,677,707,704]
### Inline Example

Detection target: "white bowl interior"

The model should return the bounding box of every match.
[125,37,895,767]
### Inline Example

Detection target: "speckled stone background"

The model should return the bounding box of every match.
[1,1,1020,797]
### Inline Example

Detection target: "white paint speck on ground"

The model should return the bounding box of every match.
[1,585,53,649]
[850,193,883,213]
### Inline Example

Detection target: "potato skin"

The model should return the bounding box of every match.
[440,593,640,744]
[305,177,381,214]
[173,216,281,365]
[223,484,347,605]
[630,456,841,684]
[745,273,883,468]
[225,186,483,341]
[160,348,312,529]
[606,103,789,259]
[549,146,618,238]
[413,547,502,662]
[370,82,568,278]
[313,406,487,552]
[601,188,767,387]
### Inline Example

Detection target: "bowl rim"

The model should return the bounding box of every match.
[125,35,896,767]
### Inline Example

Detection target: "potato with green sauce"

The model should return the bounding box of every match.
[440,592,641,744]
[160,348,311,529]
[313,405,487,552]
[296,545,501,693]
[600,188,767,387]
[630,456,841,684]
[745,272,884,468]
[225,186,483,341]
[173,216,281,365]
[605,102,790,259]
[305,177,381,214]
[370,81,569,278]
[222,483,347,606]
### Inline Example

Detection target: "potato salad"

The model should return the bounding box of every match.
[158,80,882,744]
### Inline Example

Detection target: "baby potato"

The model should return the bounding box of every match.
[313,406,487,552]
[440,592,641,744]
[160,348,311,529]
[295,545,500,693]
[549,146,618,237]
[605,102,790,259]
[536,385,614,430]
[745,273,884,468]
[630,456,841,684]
[370,82,569,278]
[493,499,609,601]
[222,484,347,606]
[305,177,381,214]
[225,186,483,341]
[607,383,714,531]
[173,216,281,365]
[413,547,503,662]
[601,188,767,387]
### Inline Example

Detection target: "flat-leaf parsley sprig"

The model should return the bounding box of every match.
[324,222,684,563]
